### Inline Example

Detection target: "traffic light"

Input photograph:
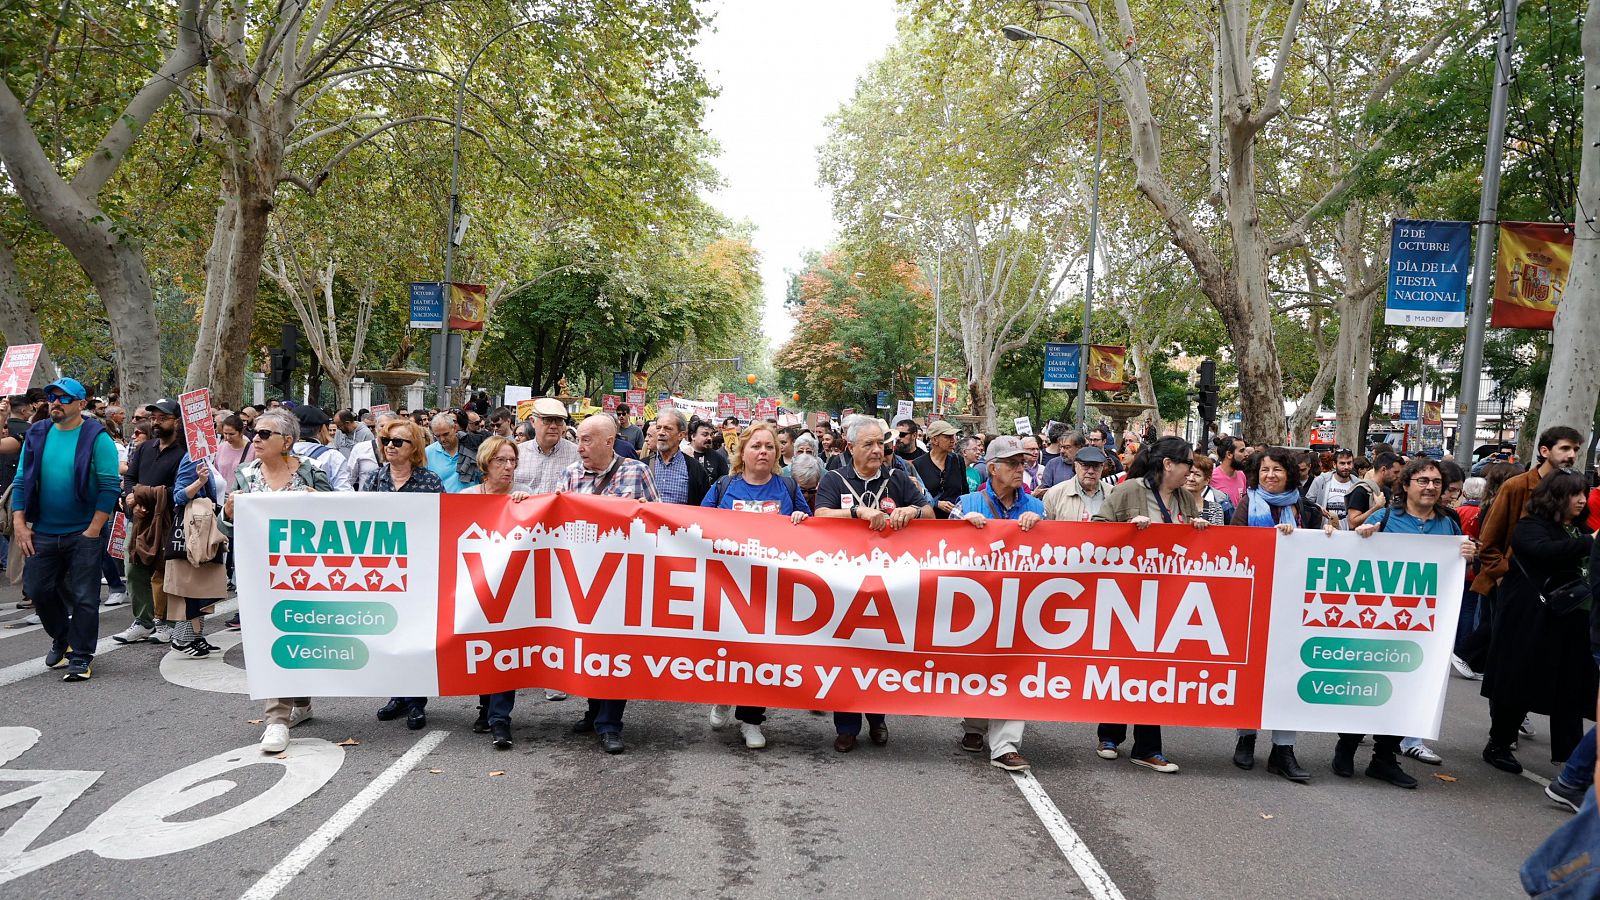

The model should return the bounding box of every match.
[269,324,300,399]
[1196,359,1218,424]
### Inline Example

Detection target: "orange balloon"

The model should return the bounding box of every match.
[791,392,801,403]
[746,374,758,385]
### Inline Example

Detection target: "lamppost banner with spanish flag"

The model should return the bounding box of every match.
[235,493,1464,737]
[1490,221,1574,330]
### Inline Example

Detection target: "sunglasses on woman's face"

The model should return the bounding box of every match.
[251,429,284,441]
[381,436,411,448]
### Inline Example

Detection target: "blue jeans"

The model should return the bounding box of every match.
[587,698,626,734]
[1555,652,1600,790]
[1454,590,1483,655]
[483,691,515,726]
[1523,786,1600,897]
[834,712,885,737]
[24,531,103,666]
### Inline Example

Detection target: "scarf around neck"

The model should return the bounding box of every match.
[1247,486,1300,528]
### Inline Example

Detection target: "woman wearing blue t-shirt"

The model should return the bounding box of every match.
[702,422,811,749]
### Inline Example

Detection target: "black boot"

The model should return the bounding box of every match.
[1332,735,1359,777]
[491,721,512,750]
[1232,734,1256,770]
[1365,754,1417,789]
[1267,745,1311,783]
[1482,741,1522,774]
[472,704,490,734]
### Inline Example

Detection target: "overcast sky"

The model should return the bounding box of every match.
[693,0,899,349]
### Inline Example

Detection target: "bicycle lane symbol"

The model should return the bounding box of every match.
[0,726,343,886]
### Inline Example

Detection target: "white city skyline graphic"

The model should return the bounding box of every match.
[456,517,1258,579]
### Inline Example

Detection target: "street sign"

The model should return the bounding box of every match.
[1385,219,1471,328]
[1043,343,1080,390]
[876,391,889,410]
[409,283,444,329]
[612,372,629,393]
[914,377,934,403]
[1399,400,1420,423]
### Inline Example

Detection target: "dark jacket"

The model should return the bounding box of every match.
[912,451,968,518]
[1228,495,1325,530]
[1482,515,1597,719]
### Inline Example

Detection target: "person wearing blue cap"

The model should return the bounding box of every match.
[9,378,121,681]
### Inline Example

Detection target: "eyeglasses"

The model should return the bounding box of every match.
[381,436,411,448]
[47,393,77,404]
[489,456,517,466]
[251,429,285,441]
[1411,477,1443,486]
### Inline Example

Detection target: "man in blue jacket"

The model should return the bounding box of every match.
[10,378,121,681]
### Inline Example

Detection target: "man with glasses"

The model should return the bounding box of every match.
[1019,435,1042,491]
[1087,426,1123,476]
[892,417,925,461]
[426,411,480,493]
[1034,429,1086,494]
[1043,445,1111,522]
[114,398,186,644]
[10,378,120,681]
[514,398,579,495]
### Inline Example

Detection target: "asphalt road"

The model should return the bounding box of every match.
[0,580,1570,900]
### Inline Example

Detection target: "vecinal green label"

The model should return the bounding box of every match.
[272,600,398,635]
[272,635,369,670]
[1300,637,1422,672]
[1297,671,1392,706]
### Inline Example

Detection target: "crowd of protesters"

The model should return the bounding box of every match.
[10,380,1598,815]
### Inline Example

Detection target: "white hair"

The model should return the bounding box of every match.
[844,415,888,444]
[430,411,457,430]
[656,408,688,433]
[789,453,823,487]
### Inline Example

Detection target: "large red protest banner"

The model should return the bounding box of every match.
[237,493,1465,736]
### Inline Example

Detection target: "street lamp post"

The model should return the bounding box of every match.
[438,17,555,406]
[1002,25,1104,431]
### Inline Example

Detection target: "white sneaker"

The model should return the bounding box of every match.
[544,689,568,701]
[1521,716,1536,738]
[1402,743,1443,765]
[1449,654,1481,680]
[21,613,40,625]
[103,591,129,607]
[708,704,735,729]
[287,705,313,728]
[150,624,173,644]
[739,722,767,749]
[111,621,153,643]
[259,723,289,753]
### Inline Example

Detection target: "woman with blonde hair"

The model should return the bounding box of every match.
[361,417,443,730]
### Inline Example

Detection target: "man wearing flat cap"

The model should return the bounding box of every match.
[515,397,579,495]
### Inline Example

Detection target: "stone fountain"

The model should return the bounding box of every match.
[1089,396,1156,440]
[356,369,428,409]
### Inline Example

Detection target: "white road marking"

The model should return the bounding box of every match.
[238,730,449,900]
[0,622,42,640]
[159,630,249,694]
[0,599,237,688]
[1521,769,1552,788]
[1009,770,1126,900]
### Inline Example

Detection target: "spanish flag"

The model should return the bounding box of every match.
[1086,345,1127,391]
[448,282,488,331]
[1491,222,1573,330]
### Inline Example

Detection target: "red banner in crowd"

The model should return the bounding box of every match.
[0,343,43,395]
[237,493,1467,736]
